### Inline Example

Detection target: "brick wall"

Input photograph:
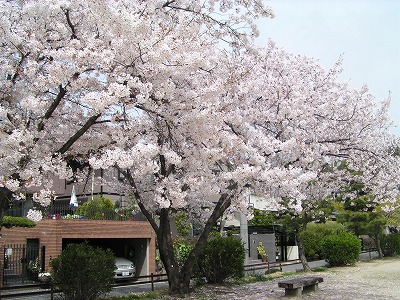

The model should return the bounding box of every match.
[0,219,156,283]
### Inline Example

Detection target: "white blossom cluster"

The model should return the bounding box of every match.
[26,209,43,222]
[32,189,56,207]
[0,0,399,229]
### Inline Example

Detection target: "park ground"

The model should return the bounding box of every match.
[127,257,400,300]
[11,257,400,300]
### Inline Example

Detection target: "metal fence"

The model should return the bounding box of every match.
[6,204,146,221]
[3,243,43,286]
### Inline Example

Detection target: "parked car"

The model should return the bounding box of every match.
[114,257,135,280]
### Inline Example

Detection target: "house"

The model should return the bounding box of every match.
[0,169,156,287]
[223,194,299,263]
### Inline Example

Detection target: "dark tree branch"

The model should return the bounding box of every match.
[8,41,30,84]
[120,167,160,233]
[57,114,101,154]
[37,85,66,132]
[64,9,78,39]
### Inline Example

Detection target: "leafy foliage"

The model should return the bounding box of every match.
[300,221,346,259]
[380,233,400,256]
[50,242,115,300]
[248,209,275,226]
[75,197,114,220]
[1,216,36,228]
[335,180,387,235]
[174,211,192,237]
[195,235,245,284]
[321,232,361,266]
[172,238,193,269]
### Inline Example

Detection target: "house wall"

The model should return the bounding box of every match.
[54,168,132,208]
[249,233,277,262]
[0,219,155,286]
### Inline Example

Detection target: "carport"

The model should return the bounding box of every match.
[0,218,156,287]
[62,238,150,276]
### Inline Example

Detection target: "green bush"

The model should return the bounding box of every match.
[50,242,115,300]
[301,221,346,260]
[321,232,361,266]
[1,216,36,228]
[381,233,400,256]
[195,235,245,284]
[76,197,114,220]
[173,238,193,269]
[174,211,192,237]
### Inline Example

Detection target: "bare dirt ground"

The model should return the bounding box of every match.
[162,258,400,300]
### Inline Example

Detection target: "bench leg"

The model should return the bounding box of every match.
[285,288,302,297]
[303,283,318,293]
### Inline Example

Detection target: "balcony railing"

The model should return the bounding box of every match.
[5,204,146,222]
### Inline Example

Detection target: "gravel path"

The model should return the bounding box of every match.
[159,258,400,300]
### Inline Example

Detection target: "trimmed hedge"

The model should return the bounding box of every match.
[321,232,361,266]
[1,216,36,228]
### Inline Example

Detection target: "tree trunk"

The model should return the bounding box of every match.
[374,234,384,259]
[297,215,311,272]
[155,208,183,294]
[179,192,233,292]
[145,190,235,295]
[0,187,12,230]
[297,234,312,272]
[125,163,238,295]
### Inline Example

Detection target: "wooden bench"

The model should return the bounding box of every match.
[278,276,323,297]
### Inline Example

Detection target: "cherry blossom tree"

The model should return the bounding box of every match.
[0,0,275,293]
[215,45,400,270]
[1,0,398,294]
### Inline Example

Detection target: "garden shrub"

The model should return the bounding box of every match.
[1,216,36,228]
[195,235,245,284]
[76,197,114,220]
[173,237,193,269]
[321,232,361,266]
[300,221,346,260]
[380,233,400,256]
[50,242,115,300]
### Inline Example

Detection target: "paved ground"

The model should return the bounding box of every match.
[2,281,169,300]
[168,257,400,300]
[7,254,399,300]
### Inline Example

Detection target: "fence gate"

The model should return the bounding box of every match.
[3,241,42,286]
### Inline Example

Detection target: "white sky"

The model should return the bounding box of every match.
[255,0,400,136]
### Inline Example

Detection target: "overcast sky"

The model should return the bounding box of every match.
[255,0,400,136]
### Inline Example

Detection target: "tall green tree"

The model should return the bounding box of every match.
[336,186,386,258]
[274,196,335,271]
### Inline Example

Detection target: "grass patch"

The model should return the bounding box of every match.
[265,268,280,275]
[238,270,298,284]
[312,266,329,272]
[105,290,168,300]
[238,274,270,284]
